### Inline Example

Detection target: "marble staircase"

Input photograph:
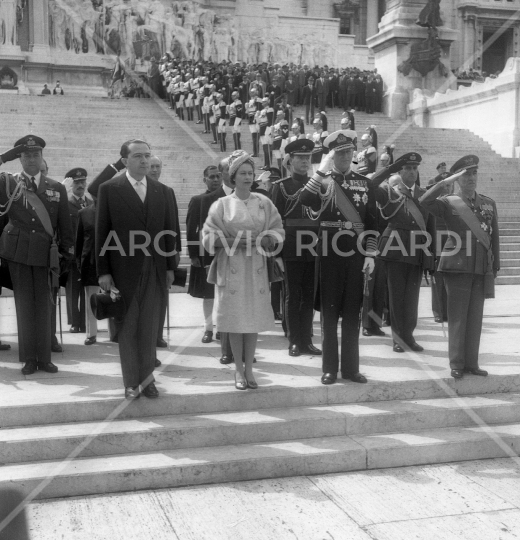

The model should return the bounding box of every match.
[1,95,519,282]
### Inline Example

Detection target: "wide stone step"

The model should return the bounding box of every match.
[501,258,520,267]
[2,421,519,501]
[496,275,520,284]
[3,374,520,430]
[498,267,520,276]
[499,236,520,244]
[499,229,520,236]
[2,393,520,465]
[500,242,520,251]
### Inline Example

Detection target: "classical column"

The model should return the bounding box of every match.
[30,0,51,56]
[366,0,379,40]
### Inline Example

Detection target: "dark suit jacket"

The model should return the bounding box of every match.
[302,85,317,105]
[315,78,329,96]
[0,173,74,267]
[76,204,97,285]
[68,194,93,242]
[96,173,178,308]
[199,186,229,265]
[186,189,210,260]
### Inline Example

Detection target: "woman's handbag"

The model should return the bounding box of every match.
[266,254,284,283]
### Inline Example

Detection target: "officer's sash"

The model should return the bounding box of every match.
[445,194,491,250]
[401,188,427,232]
[334,183,364,236]
[445,194,495,298]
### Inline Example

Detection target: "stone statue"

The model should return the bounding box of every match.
[0,0,17,47]
[48,0,68,51]
[416,0,443,29]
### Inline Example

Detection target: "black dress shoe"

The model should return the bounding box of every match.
[434,317,443,323]
[215,332,221,340]
[141,382,159,398]
[220,355,233,364]
[407,341,424,352]
[155,358,161,367]
[0,342,11,350]
[156,337,168,348]
[51,343,63,353]
[84,336,96,346]
[464,367,488,376]
[202,331,213,343]
[125,387,140,400]
[321,373,337,385]
[300,344,322,355]
[362,328,385,337]
[451,369,464,379]
[274,312,283,321]
[289,344,301,357]
[393,343,405,353]
[38,362,58,374]
[21,361,37,375]
[342,372,367,383]
[69,326,81,333]
[79,327,86,333]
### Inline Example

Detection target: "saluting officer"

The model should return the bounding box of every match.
[300,130,378,385]
[0,136,74,374]
[419,155,500,379]
[271,139,321,357]
[369,153,436,353]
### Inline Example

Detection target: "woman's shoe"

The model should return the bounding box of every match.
[235,373,247,390]
[246,377,258,390]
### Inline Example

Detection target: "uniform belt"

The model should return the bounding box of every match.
[284,219,317,227]
[320,220,363,230]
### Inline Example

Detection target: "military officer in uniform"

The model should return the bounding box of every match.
[300,130,378,385]
[368,152,436,353]
[419,155,500,379]
[66,168,92,334]
[0,135,74,374]
[271,139,321,357]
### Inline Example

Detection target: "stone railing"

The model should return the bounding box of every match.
[408,57,520,158]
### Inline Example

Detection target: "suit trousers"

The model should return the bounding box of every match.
[85,285,100,338]
[386,261,422,346]
[157,288,168,341]
[431,272,448,321]
[362,258,387,330]
[284,260,315,347]
[9,261,52,365]
[66,266,86,329]
[320,252,364,375]
[305,102,315,125]
[117,257,162,387]
[219,332,232,358]
[444,273,485,370]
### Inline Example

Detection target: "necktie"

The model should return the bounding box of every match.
[30,176,37,192]
[78,197,85,208]
[135,181,145,203]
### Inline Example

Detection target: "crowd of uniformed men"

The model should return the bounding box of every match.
[0,104,500,394]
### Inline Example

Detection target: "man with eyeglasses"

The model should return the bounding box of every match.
[187,165,223,344]
[0,135,74,375]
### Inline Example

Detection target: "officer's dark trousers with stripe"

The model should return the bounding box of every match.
[386,261,421,347]
[9,261,52,365]
[320,252,364,375]
[444,273,485,370]
[362,258,387,330]
[117,258,162,388]
[284,260,315,348]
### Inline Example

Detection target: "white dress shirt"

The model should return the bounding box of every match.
[127,172,147,202]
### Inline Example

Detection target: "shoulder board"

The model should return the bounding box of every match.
[349,170,369,181]
[479,193,494,202]
[272,177,290,185]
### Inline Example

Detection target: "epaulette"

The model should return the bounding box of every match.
[349,170,369,181]
[272,177,291,185]
[479,193,494,202]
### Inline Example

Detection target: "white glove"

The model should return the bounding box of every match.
[363,257,375,275]
[318,149,334,174]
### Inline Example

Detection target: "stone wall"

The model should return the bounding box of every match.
[408,57,520,158]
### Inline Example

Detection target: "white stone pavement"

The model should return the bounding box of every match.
[0,285,519,539]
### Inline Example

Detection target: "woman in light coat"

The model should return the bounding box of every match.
[202,151,284,390]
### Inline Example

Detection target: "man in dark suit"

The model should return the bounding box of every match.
[66,168,92,334]
[369,153,436,353]
[186,164,222,344]
[0,135,74,374]
[96,139,179,399]
[302,77,317,125]
[315,72,329,112]
[420,155,500,379]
